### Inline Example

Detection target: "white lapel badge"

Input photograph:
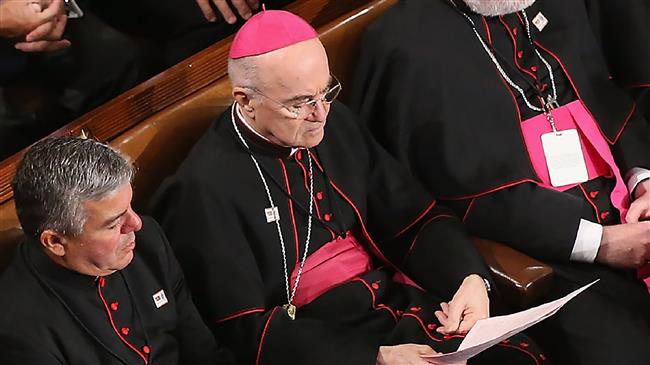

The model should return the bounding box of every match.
[264,206,280,223]
[532,12,549,32]
[152,289,168,308]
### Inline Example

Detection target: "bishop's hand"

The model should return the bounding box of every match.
[434,274,489,335]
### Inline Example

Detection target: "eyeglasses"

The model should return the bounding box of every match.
[249,75,342,119]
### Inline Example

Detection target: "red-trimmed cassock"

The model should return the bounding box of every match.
[150,102,549,365]
[350,0,650,364]
[0,217,229,365]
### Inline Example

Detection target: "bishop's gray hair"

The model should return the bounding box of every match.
[228,56,262,89]
[12,137,135,238]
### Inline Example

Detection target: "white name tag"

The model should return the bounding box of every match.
[152,289,168,308]
[541,129,589,187]
[265,206,280,223]
[532,12,548,32]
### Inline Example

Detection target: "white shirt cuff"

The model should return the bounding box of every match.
[626,167,650,198]
[570,219,602,263]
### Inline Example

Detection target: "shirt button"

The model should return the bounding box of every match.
[512,27,518,36]
[530,66,538,73]
[120,327,130,336]
[295,150,302,161]
[589,191,599,199]
[98,277,106,288]
[316,191,324,200]
[110,302,119,311]
[142,346,151,354]
[600,211,610,220]
[517,50,523,59]
[323,213,332,222]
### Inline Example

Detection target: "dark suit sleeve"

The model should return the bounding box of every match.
[346,106,493,300]
[459,183,591,262]
[150,177,380,365]
[149,219,235,365]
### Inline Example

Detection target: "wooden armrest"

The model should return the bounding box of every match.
[473,237,553,309]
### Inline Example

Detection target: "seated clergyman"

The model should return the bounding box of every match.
[151,9,551,365]
[0,137,233,365]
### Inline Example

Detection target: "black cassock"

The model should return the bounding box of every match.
[351,0,650,363]
[0,217,228,365]
[150,102,549,365]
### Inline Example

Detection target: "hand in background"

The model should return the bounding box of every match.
[626,179,650,223]
[195,0,260,24]
[0,0,70,52]
[597,221,650,269]
[435,274,489,335]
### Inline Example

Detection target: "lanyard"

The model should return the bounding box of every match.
[449,1,560,117]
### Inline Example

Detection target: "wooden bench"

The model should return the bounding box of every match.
[0,0,552,309]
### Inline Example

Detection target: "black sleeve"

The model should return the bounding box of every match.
[349,107,493,300]
[461,182,592,262]
[150,178,380,365]
[150,219,235,365]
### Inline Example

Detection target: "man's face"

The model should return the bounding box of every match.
[250,39,332,149]
[60,183,142,276]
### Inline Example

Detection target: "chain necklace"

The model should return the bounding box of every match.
[230,103,313,320]
[451,1,559,118]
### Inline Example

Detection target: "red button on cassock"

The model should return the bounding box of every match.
[120,327,129,336]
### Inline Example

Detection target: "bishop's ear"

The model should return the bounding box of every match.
[232,87,257,119]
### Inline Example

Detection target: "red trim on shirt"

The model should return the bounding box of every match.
[215,308,266,324]
[255,307,278,365]
[394,199,438,238]
[279,159,301,266]
[405,214,456,258]
[295,155,336,240]
[578,184,601,224]
[481,16,492,45]
[439,179,539,201]
[462,198,476,223]
[627,83,650,88]
[496,343,541,365]
[533,41,634,145]
[97,281,148,364]
[498,16,537,80]
[401,313,447,343]
[329,181,397,271]
[352,277,398,322]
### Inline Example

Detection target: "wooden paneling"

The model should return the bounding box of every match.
[0,0,379,205]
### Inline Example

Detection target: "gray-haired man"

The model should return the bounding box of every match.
[0,137,232,365]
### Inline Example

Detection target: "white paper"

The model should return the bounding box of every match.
[421,280,599,364]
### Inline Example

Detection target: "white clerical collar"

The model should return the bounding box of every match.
[235,103,300,156]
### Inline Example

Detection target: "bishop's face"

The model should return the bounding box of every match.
[249,39,332,149]
[461,0,536,16]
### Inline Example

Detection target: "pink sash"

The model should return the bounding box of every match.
[520,100,629,218]
[521,100,650,290]
[290,232,372,308]
[290,232,425,307]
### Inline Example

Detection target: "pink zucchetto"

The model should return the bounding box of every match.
[229,8,318,59]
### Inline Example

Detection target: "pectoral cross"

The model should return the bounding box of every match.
[282,303,296,320]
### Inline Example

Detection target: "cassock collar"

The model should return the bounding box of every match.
[25,238,106,291]
[233,103,301,159]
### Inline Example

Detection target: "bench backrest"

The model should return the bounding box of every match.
[0,0,398,272]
